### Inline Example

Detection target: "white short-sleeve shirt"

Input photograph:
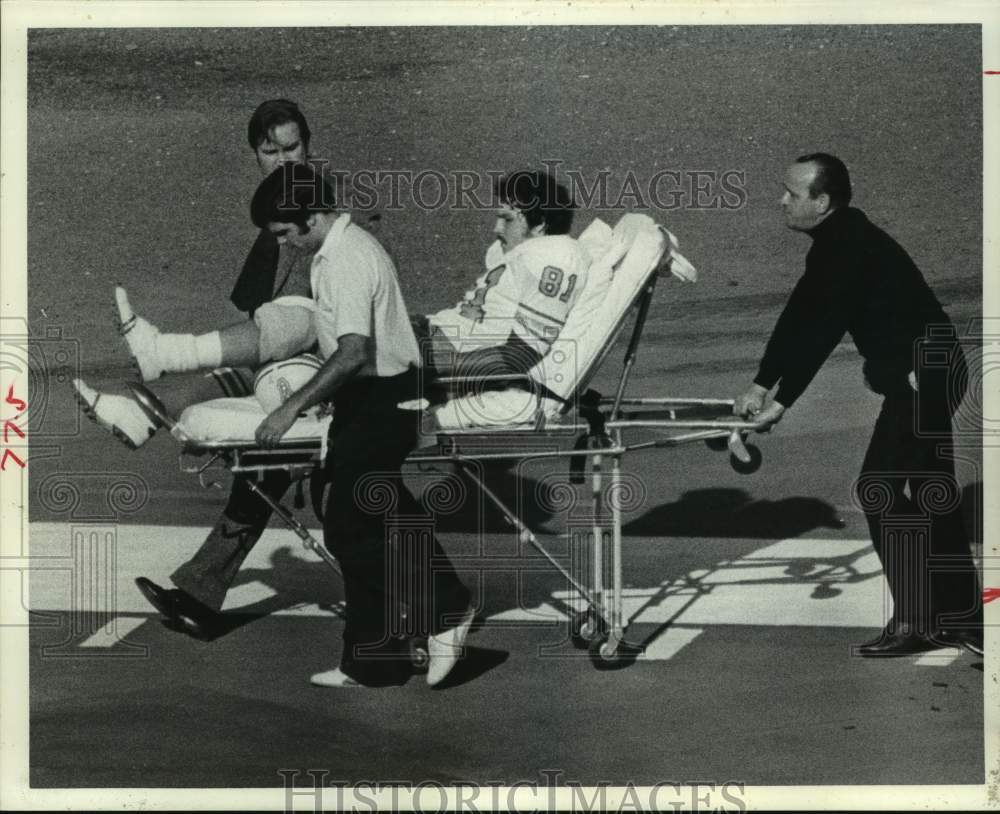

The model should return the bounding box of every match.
[429,234,590,355]
[309,213,419,376]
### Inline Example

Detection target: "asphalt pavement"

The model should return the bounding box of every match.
[22,23,987,795]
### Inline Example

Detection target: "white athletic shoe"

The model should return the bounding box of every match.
[426,606,475,687]
[116,286,163,381]
[309,668,363,688]
[72,378,157,450]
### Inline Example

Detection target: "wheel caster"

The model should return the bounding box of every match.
[570,609,608,649]
[587,637,643,671]
[409,638,429,673]
[730,443,762,474]
[704,435,729,452]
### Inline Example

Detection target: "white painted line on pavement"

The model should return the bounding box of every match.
[637,627,703,661]
[224,581,278,606]
[488,602,568,622]
[27,523,904,667]
[914,649,961,666]
[78,615,147,648]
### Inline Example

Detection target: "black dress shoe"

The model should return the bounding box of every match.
[853,628,942,657]
[135,577,219,639]
[931,627,984,657]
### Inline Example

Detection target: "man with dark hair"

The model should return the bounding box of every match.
[494,168,576,235]
[246,98,312,159]
[252,163,472,688]
[249,157,337,228]
[72,99,330,638]
[417,169,588,376]
[734,153,982,657]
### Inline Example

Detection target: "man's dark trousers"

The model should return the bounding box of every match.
[857,349,981,635]
[324,372,471,686]
[171,470,291,611]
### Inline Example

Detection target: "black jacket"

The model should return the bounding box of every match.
[229,229,281,315]
[754,207,954,406]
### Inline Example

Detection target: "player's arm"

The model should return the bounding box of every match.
[512,255,581,348]
[445,334,542,380]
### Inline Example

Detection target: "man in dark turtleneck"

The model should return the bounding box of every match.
[734,153,982,658]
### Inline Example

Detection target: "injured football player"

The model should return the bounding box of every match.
[73,169,588,449]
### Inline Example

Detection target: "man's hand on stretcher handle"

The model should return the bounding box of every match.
[734,383,785,433]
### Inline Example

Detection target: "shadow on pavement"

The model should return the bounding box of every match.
[430,646,510,690]
[625,488,845,539]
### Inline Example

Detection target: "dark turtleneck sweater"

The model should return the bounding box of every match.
[754,206,953,407]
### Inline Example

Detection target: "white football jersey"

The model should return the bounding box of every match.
[432,235,589,354]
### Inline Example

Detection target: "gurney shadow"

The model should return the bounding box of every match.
[616,542,886,656]
[624,488,845,539]
[616,488,872,624]
[218,547,346,634]
[410,460,561,534]
[531,537,883,659]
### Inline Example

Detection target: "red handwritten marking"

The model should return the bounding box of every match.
[985,71,1000,75]
[0,449,25,471]
[5,384,26,414]
[984,587,1000,604]
[2,385,28,469]
[3,420,25,443]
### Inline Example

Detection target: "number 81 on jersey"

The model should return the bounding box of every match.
[538,266,578,303]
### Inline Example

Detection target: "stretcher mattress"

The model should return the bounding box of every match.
[177,396,332,444]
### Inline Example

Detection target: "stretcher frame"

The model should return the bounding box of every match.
[130,226,765,668]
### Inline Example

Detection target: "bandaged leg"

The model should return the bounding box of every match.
[156,331,224,375]
[117,286,224,380]
[117,288,315,379]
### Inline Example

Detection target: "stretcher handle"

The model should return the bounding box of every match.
[431,373,533,386]
[604,396,735,407]
[604,418,765,431]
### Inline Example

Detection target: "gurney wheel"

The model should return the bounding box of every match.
[409,638,430,674]
[704,435,729,452]
[730,444,762,475]
[587,637,642,671]
[570,609,608,649]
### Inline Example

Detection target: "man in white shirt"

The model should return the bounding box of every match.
[251,163,473,688]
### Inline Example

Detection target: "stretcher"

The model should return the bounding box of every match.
[127,214,765,668]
